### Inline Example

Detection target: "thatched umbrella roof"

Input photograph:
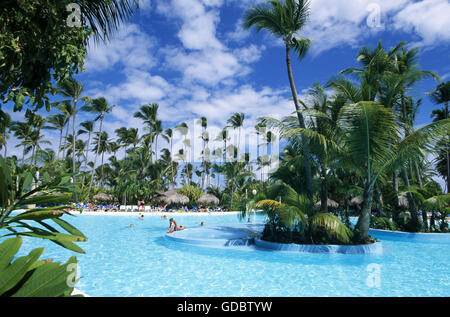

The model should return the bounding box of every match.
[315,198,339,209]
[162,193,189,205]
[350,196,363,206]
[93,193,114,202]
[198,194,220,205]
[398,195,409,207]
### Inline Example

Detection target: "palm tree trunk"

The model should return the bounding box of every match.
[446,101,449,194]
[81,131,92,194]
[401,168,420,231]
[63,118,70,159]
[57,127,63,160]
[22,146,26,165]
[87,116,103,198]
[355,183,374,242]
[285,43,313,203]
[393,171,399,211]
[320,170,328,213]
[100,151,105,186]
[72,101,78,202]
[414,161,428,230]
[3,134,7,158]
[155,135,158,161]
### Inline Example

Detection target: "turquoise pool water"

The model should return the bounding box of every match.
[11,213,450,297]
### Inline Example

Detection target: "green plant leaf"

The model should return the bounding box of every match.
[0,245,44,295]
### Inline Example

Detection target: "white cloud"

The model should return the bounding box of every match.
[393,0,450,46]
[86,69,180,105]
[84,24,158,72]
[301,0,409,55]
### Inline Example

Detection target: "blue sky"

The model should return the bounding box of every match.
[5,0,450,188]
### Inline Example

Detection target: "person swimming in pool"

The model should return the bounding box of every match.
[166,218,187,233]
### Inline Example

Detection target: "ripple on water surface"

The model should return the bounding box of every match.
[12,213,450,297]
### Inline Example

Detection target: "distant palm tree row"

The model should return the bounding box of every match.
[1,0,448,244]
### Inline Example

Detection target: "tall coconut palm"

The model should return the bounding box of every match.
[92,131,110,186]
[24,110,47,165]
[153,120,163,161]
[197,117,209,191]
[134,103,159,161]
[176,122,191,185]
[338,102,449,241]
[162,128,175,189]
[55,78,90,202]
[81,97,114,198]
[215,128,230,163]
[10,121,32,165]
[227,113,245,160]
[429,81,450,193]
[0,112,11,158]
[54,101,75,159]
[243,0,314,202]
[44,114,67,160]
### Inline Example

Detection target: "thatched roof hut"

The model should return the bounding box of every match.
[398,195,409,207]
[198,194,220,205]
[315,199,339,209]
[162,193,189,205]
[350,196,363,205]
[93,193,114,202]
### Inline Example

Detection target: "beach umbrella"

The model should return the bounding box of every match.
[93,193,114,202]
[155,190,178,203]
[350,196,363,206]
[315,199,339,209]
[198,194,220,205]
[163,193,189,205]
[398,195,409,208]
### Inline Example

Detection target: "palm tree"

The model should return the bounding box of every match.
[176,122,191,185]
[215,128,230,163]
[256,184,353,244]
[338,102,449,241]
[92,131,110,186]
[227,113,245,160]
[162,128,175,189]
[24,110,47,165]
[0,112,11,158]
[429,81,450,193]
[81,97,114,198]
[44,114,67,160]
[55,78,90,202]
[134,103,159,161]
[108,140,121,158]
[243,0,314,202]
[54,101,75,159]
[10,121,32,165]
[153,120,163,160]
[197,117,208,190]
[74,0,139,43]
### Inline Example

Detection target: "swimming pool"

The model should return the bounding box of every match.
[12,213,450,297]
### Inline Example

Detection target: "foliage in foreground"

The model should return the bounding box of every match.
[0,155,86,296]
[0,237,80,297]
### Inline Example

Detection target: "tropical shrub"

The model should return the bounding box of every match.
[256,184,356,245]
[177,184,203,203]
[370,217,399,231]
